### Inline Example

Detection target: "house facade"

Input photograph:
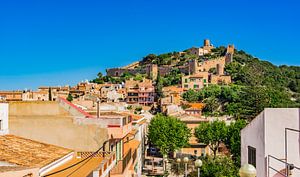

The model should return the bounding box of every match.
[241,108,300,177]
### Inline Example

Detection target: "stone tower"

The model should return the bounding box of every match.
[225,44,235,63]
[149,64,158,81]
[204,39,211,47]
[188,59,198,75]
[216,64,224,75]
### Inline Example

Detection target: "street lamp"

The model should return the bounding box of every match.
[183,157,189,177]
[163,154,168,174]
[195,159,203,177]
[239,164,257,177]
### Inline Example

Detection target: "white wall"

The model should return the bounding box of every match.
[0,103,9,135]
[241,108,300,177]
[241,111,265,177]
[264,108,300,177]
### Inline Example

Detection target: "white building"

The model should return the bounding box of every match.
[0,103,9,135]
[241,108,300,177]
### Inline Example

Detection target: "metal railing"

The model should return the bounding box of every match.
[268,154,300,177]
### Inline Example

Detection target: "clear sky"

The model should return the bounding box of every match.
[0,0,299,90]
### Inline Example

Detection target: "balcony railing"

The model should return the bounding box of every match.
[111,149,132,174]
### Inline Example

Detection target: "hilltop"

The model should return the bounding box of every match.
[91,39,300,119]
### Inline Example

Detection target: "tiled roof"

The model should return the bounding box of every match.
[184,72,209,78]
[0,135,72,168]
[0,166,35,173]
[186,103,205,110]
[162,86,183,93]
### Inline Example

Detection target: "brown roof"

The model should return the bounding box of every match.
[186,103,205,110]
[185,72,209,78]
[162,86,183,93]
[0,135,72,168]
[0,166,36,173]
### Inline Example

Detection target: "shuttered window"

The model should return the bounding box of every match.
[248,146,256,167]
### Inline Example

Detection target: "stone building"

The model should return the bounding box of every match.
[182,72,209,91]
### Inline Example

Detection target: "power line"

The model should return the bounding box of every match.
[43,127,138,176]
[42,140,109,177]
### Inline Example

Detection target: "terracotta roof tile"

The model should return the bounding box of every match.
[0,135,72,168]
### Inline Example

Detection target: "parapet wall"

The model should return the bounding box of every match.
[9,101,69,116]
[8,101,108,151]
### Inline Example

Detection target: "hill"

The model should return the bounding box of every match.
[92,43,300,119]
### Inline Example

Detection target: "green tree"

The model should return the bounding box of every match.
[225,119,247,167]
[156,72,164,99]
[97,72,103,78]
[203,96,219,114]
[66,94,73,102]
[188,156,238,177]
[182,89,200,102]
[194,120,227,158]
[148,114,191,155]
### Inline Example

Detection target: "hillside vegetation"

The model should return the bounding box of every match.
[92,46,300,119]
[183,49,300,119]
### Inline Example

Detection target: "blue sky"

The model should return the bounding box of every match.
[0,0,299,90]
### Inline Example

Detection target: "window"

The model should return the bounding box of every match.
[184,84,188,88]
[201,148,206,156]
[185,79,188,83]
[203,79,206,83]
[194,85,199,89]
[0,120,2,130]
[248,146,256,167]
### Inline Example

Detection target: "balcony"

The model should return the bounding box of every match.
[111,149,132,175]
[107,122,133,139]
[111,139,140,176]
[45,151,116,177]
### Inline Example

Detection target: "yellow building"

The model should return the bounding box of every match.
[177,115,211,157]
[182,72,209,91]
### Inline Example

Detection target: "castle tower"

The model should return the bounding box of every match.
[189,59,198,75]
[225,44,235,63]
[216,64,224,75]
[204,39,210,47]
[150,64,158,80]
[203,39,214,52]
[227,44,235,55]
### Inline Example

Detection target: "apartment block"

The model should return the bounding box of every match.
[125,78,155,106]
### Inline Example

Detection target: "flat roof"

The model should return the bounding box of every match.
[45,156,104,177]
[0,135,72,168]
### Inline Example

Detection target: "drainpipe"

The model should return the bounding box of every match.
[97,98,100,118]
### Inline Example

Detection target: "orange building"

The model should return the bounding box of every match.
[0,91,23,101]
[125,78,155,106]
[184,103,205,116]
